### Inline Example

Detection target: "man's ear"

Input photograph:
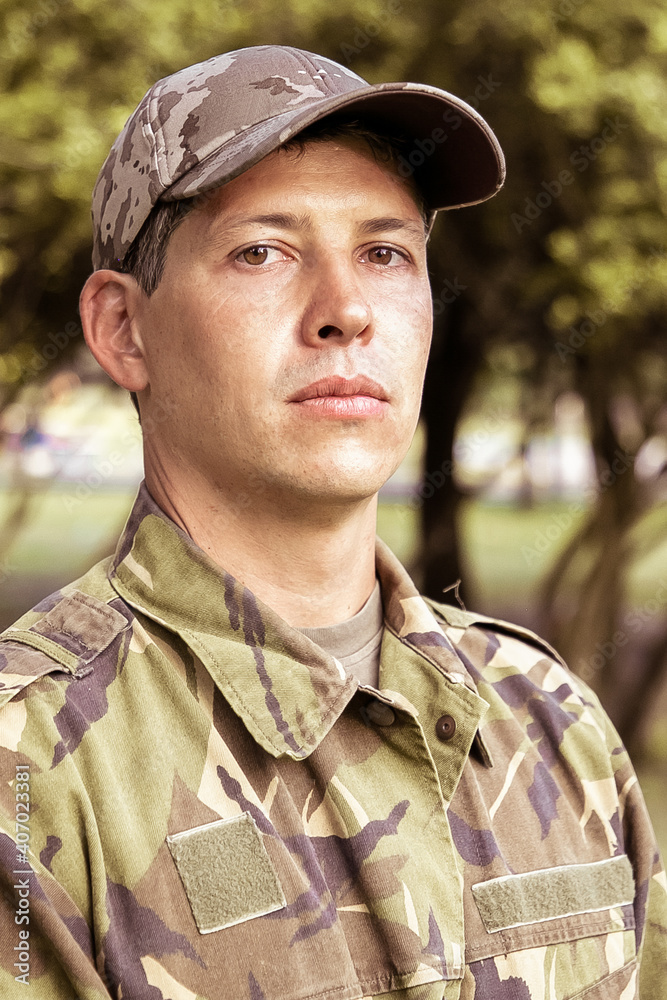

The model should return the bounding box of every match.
[79,270,149,391]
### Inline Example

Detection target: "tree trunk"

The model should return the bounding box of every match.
[418,298,480,604]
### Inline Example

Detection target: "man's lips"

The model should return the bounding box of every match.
[288,376,389,403]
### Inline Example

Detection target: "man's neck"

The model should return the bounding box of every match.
[145,465,379,629]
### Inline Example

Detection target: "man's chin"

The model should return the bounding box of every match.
[277,465,396,508]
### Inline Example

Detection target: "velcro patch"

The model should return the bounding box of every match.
[167,813,286,934]
[472,855,635,933]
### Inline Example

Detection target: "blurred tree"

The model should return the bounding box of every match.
[402,0,667,752]
[0,0,666,749]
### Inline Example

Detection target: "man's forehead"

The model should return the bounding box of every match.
[190,140,429,239]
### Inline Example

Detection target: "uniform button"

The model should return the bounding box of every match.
[435,714,456,741]
[365,701,396,727]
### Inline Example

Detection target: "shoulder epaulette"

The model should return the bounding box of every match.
[0,590,129,709]
[424,597,568,670]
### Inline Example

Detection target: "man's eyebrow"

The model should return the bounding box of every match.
[358,217,428,239]
[206,212,314,241]
[204,213,427,245]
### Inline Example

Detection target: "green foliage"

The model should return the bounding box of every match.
[0,0,665,407]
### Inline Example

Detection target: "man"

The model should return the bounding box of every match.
[0,44,665,1000]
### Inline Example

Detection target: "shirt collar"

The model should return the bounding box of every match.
[109,483,479,759]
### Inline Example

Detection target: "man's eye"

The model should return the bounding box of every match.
[366,247,404,266]
[240,246,271,265]
[237,245,289,266]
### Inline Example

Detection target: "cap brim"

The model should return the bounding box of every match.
[162,81,505,212]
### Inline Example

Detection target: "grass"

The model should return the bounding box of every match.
[379,497,667,613]
[0,487,136,578]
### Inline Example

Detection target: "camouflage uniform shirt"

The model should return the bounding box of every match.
[0,484,665,999]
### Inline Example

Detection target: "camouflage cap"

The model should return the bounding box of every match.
[91,44,506,270]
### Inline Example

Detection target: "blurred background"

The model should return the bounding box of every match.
[0,0,665,846]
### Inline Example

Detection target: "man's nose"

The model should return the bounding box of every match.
[299,258,373,347]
